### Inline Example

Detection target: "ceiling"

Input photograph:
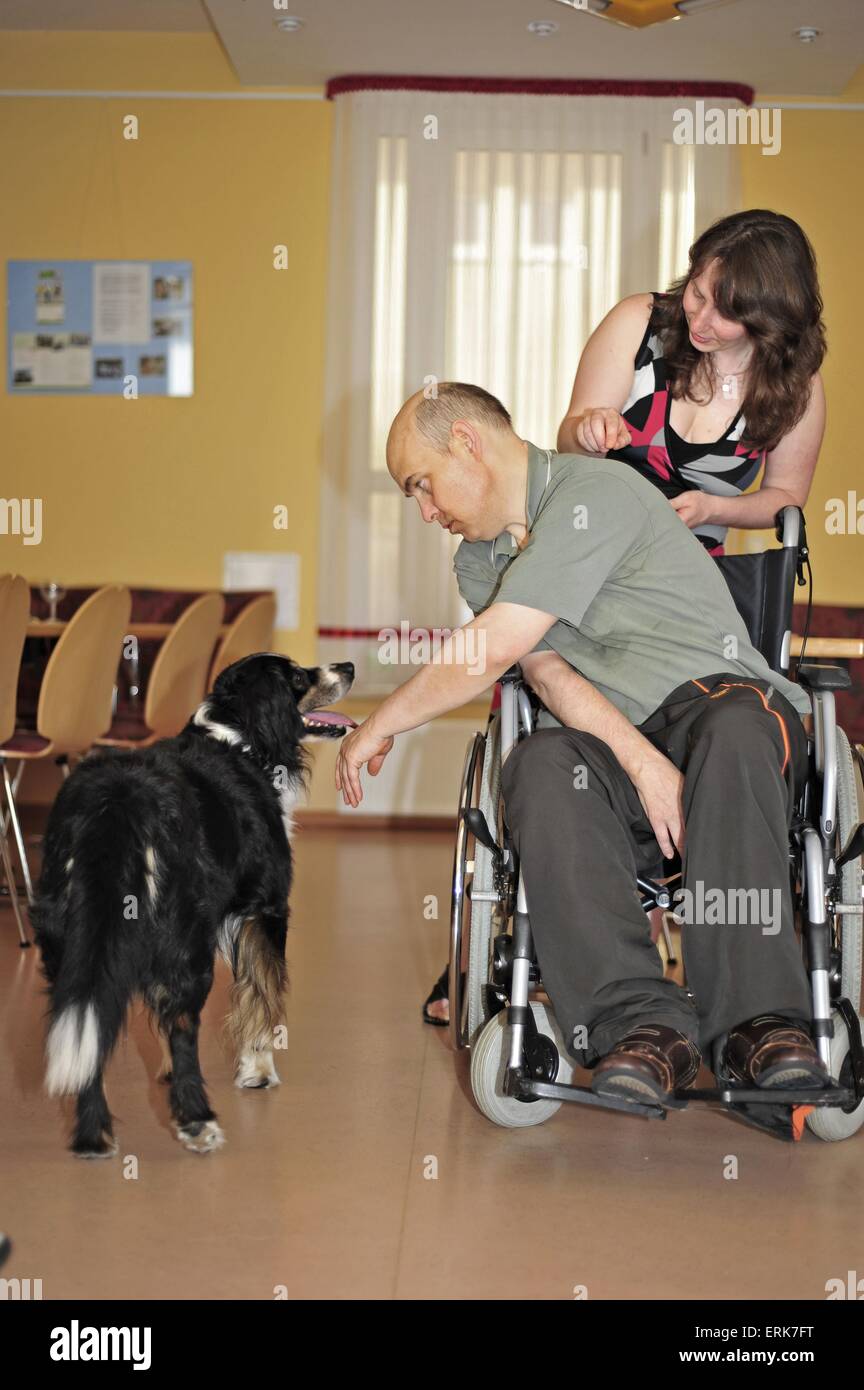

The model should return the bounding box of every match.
[0,0,213,32]
[1,0,861,95]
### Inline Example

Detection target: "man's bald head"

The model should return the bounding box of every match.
[385,382,525,543]
[386,389,425,475]
[386,382,513,478]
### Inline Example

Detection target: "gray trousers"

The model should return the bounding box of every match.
[500,673,811,1067]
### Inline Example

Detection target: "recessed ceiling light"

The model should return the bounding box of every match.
[793,26,821,43]
[528,19,560,35]
[274,16,305,32]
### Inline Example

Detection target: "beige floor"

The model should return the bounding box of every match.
[1,825,862,1301]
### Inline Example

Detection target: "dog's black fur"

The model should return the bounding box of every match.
[32,653,354,1157]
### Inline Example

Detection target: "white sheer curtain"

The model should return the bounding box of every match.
[319,88,742,694]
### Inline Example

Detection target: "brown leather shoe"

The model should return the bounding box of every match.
[591,1024,701,1107]
[723,1015,828,1089]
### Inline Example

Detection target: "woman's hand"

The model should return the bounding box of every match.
[668,490,715,529]
[573,408,632,456]
[335,721,395,808]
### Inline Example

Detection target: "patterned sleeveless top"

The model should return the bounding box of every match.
[605,299,766,555]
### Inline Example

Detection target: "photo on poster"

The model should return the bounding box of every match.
[34,266,65,324]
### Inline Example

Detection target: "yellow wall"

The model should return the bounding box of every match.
[738,70,864,602]
[1,31,861,660]
[0,33,331,663]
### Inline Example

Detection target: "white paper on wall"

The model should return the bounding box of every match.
[92,262,151,344]
[222,552,300,631]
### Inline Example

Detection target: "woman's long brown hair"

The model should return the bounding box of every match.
[650,209,826,452]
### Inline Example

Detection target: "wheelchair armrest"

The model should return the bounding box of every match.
[797,661,852,692]
[498,664,523,684]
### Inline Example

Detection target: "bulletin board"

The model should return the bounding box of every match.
[6,260,194,396]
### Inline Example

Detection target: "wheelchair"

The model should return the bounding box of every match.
[449,507,864,1142]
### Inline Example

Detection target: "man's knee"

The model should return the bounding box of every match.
[692,691,787,768]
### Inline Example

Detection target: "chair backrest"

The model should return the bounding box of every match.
[208,593,277,688]
[714,547,798,675]
[0,574,31,745]
[37,585,132,751]
[143,592,225,737]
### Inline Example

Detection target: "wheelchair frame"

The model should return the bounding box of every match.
[449,508,864,1140]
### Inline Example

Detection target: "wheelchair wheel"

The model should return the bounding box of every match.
[806,1010,864,1142]
[449,715,503,1049]
[471,1001,574,1128]
[836,729,864,1015]
[467,711,503,1044]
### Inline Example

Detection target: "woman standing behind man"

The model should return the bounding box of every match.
[558,207,826,553]
[423,207,827,1027]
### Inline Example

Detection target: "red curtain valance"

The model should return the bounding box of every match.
[326,75,754,105]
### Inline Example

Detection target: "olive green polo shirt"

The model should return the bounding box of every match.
[453,442,811,727]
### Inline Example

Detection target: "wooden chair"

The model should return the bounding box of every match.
[0,576,32,944]
[0,583,132,908]
[208,593,277,688]
[96,592,225,749]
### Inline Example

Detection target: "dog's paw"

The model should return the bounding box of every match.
[176,1119,226,1154]
[72,1133,119,1160]
[234,1048,281,1090]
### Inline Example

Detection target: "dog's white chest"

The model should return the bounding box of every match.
[276,779,303,844]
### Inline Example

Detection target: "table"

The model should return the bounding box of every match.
[27,620,229,639]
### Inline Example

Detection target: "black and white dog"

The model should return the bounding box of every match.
[32,653,355,1157]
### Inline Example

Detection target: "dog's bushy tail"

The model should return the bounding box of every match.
[35,787,154,1098]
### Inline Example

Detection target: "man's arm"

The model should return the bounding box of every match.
[520,650,684,858]
[334,602,556,807]
[373,604,556,736]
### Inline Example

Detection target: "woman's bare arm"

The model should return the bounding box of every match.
[557,293,652,455]
[669,372,826,531]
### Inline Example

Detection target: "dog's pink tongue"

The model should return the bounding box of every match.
[305,710,358,727]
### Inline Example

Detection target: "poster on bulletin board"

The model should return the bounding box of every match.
[6,260,193,396]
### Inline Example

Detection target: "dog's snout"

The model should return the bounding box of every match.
[333,662,354,680]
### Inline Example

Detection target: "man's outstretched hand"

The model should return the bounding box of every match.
[335,722,395,807]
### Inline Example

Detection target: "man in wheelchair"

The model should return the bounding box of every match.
[336,382,841,1111]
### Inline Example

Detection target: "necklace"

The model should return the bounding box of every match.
[709,352,750,403]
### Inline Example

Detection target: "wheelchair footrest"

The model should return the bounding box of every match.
[516,1078,668,1118]
[683,1084,853,1107]
[513,1076,854,1121]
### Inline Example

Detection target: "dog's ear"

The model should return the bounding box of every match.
[208,658,305,772]
[245,675,305,771]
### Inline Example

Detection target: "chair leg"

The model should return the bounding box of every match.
[0,760,25,838]
[0,824,29,946]
[2,761,34,907]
